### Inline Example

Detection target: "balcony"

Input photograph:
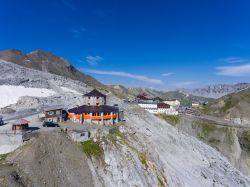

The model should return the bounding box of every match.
[68,113,118,120]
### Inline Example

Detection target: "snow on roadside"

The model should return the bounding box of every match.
[0,134,23,154]
[0,85,56,109]
[60,87,82,95]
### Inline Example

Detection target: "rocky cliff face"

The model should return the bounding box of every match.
[181,83,250,99]
[0,59,95,115]
[0,49,103,88]
[1,60,250,186]
[162,115,250,178]
[85,101,250,186]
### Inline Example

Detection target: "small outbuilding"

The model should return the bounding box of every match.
[12,119,29,131]
[67,129,90,142]
[192,102,200,108]
[43,107,67,123]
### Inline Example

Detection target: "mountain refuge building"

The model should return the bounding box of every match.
[68,89,119,125]
[12,119,29,131]
[136,92,178,115]
[163,99,180,108]
[42,107,67,123]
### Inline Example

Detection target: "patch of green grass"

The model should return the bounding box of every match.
[81,139,103,160]
[0,154,9,163]
[108,131,150,169]
[0,176,7,186]
[220,99,231,113]
[157,176,165,187]
[195,121,216,139]
[225,129,235,145]
[113,130,125,139]
[208,138,220,144]
[239,131,250,150]
[194,120,235,149]
[201,105,210,114]
[138,152,147,168]
[156,114,180,126]
[107,130,127,144]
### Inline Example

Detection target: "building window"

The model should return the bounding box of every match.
[88,103,90,106]
[56,111,61,115]
[96,103,99,106]
[48,111,54,115]
[80,133,85,137]
[97,97,99,99]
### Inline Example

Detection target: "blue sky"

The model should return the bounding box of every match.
[1,0,250,90]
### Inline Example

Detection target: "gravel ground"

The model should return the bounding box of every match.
[0,164,26,187]
[7,130,94,187]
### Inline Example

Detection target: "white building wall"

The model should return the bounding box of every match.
[192,103,200,107]
[138,103,157,109]
[83,96,105,106]
[163,100,180,107]
[138,103,178,115]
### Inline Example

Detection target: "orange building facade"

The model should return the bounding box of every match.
[68,89,119,125]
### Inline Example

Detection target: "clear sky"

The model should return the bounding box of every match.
[1,0,250,90]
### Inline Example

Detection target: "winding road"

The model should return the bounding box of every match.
[183,113,250,129]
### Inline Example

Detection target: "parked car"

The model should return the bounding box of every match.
[0,116,4,125]
[42,121,59,127]
[22,131,33,142]
[22,134,31,142]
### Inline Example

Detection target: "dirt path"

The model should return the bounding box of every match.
[183,113,250,129]
[7,130,94,187]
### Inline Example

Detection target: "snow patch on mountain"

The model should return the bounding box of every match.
[60,86,82,95]
[0,85,56,109]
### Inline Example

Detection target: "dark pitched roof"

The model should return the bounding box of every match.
[136,92,150,100]
[153,97,163,101]
[13,119,30,125]
[84,89,106,97]
[68,105,118,114]
[157,103,170,108]
[44,105,64,111]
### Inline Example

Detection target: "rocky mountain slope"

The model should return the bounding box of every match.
[158,114,250,177]
[181,83,250,99]
[109,85,212,107]
[7,131,94,187]
[0,49,212,106]
[0,59,96,116]
[91,101,250,187]
[201,87,250,125]
[0,49,103,88]
[0,60,250,186]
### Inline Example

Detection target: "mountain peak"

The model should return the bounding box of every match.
[27,49,71,67]
[181,83,250,99]
[0,48,23,56]
[28,49,54,56]
[0,48,103,88]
